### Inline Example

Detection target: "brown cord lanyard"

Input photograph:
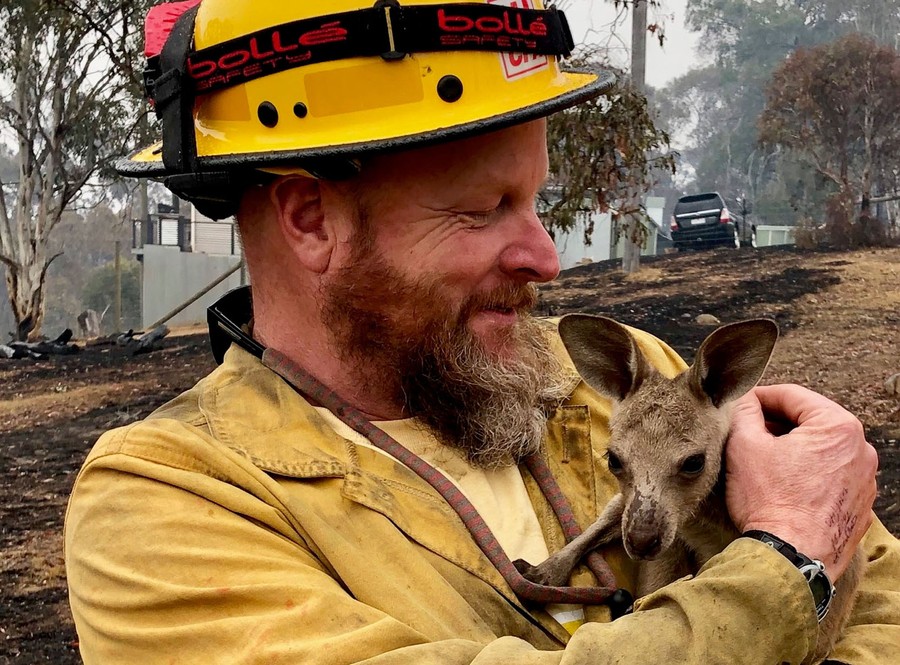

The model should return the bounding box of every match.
[262,348,624,607]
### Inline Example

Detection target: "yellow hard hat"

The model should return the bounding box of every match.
[119,0,614,217]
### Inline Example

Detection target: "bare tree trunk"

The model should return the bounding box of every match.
[861,68,875,219]
[6,255,54,341]
[0,3,146,341]
[621,212,643,274]
[622,229,640,273]
[114,240,122,333]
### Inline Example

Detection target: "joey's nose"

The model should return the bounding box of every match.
[499,212,560,283]
[626,529,663,560]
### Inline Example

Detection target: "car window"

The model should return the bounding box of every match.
[674,193,725,216]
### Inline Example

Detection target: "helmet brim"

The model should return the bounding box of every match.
[117,68,615,178]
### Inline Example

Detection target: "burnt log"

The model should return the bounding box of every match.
[7,329,79,357]
[53,328,74,345]
[0,344,43,360]
[83,329,136,349]
[9,339,79,356]
[116,329,137,346]
[128,325,169,356]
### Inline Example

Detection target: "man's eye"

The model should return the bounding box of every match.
[461,211,492,224]
[454,197,507,226]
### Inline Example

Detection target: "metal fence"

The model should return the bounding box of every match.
[132,216,241,257]
[133,215,188,251]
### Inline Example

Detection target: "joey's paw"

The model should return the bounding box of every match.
[512,558,537,577]
[513,558,570,587]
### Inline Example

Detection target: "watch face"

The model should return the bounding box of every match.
[799,562,834,622]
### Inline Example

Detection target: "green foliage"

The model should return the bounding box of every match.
[543,60,676,246]
[41,206,133,334]
[82,260,142,333]
[675,0,837,194]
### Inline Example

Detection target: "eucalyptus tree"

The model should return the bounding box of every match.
[760,33,900,246]
[659,0,900,220]
[0,0,149,340]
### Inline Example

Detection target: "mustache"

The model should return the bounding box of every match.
[460,283,538,319]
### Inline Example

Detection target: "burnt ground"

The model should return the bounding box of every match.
[0,335,217,663]
[1,245,899,663]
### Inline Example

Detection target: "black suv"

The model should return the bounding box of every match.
[670,192,755,250]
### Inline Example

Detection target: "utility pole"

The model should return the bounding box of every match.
[622,0,648,274]
[631,0,647,93]
[114,240,122,332]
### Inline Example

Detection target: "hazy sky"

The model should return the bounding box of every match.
[563,0,703,88]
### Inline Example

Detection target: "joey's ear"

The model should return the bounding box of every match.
[690,319,778,407]
[558,314,649,402]
[269,175,333,273]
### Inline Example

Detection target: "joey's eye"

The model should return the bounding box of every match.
[606,451,623,476]
[679,454,706,476]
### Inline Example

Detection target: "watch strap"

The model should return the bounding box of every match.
[743,529,808,566]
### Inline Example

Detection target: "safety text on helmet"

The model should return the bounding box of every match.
[188,22,349,93]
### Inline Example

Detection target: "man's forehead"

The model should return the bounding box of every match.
[363,121,549,193]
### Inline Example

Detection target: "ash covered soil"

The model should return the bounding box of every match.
[2,245,899,663]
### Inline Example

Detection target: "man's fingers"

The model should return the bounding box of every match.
[730,391,765,429]
[728,384,878,576]
[752,384,853,426]
[731,391,798,436]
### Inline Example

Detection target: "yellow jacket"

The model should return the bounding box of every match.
[65,328,900,664]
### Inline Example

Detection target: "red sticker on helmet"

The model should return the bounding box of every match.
[487,0,549,80]
[145,0,202,58]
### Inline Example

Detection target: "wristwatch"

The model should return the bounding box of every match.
[743,530,835,622]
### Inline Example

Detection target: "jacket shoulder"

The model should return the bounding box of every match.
[80,353,240,472]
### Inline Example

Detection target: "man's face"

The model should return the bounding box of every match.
[321,121,572,467]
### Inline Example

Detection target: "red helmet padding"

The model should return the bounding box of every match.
[144,0,202,58]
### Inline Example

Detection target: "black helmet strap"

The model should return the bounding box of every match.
[149,4,249,219]
[181,3,575,98]
[151,3,201,174]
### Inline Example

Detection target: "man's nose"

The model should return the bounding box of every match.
[499,210,560,283]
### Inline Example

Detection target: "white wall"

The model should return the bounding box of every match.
[141,245,243,328]
[756,225,796,247]
[554,197,667,270]
[190,207,242,257]
[554,211,614,270]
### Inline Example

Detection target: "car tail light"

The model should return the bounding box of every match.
[670,215,678,232]
[719,208,731,224]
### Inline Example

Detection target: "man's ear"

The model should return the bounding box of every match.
[269,175,334,273]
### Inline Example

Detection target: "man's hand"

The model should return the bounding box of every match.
[726,384,878,580]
